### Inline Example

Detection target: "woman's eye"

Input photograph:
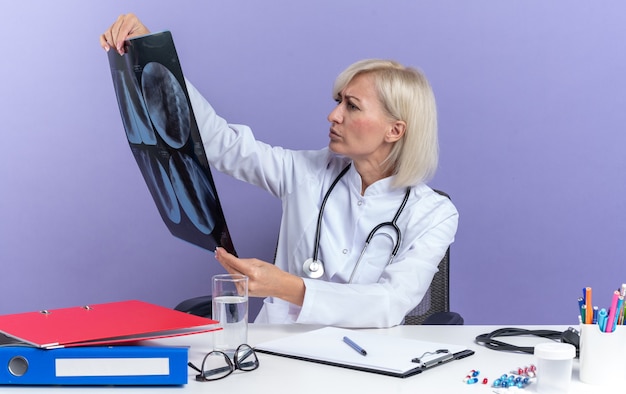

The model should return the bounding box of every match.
[334,97,359,111]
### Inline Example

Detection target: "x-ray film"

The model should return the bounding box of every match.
[107,31,236,255]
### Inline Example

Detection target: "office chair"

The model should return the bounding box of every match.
[405,189,463,325]
[403,244,463,325]
[175,189,463,325]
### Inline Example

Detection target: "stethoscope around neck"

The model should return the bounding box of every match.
[302,163,411,282]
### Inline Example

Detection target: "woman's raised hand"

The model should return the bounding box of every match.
[100,13,150,55]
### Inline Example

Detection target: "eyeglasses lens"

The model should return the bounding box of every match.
[235,344,259,371]
[199,351,233,381]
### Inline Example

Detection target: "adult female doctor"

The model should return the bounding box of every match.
[101,13,458,328]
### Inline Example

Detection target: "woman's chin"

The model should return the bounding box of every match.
[328,141,344,155]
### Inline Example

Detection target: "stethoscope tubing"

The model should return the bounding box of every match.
[311,163,352,262]
[306,162,411,282]
[347,188,410,283]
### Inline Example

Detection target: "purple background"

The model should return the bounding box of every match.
[1,1,624,325]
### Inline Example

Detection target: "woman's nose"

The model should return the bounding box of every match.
[327,104,342,123]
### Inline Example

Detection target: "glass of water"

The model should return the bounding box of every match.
[211,274,248,356]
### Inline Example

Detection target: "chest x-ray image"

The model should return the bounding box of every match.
[107,31,236,256]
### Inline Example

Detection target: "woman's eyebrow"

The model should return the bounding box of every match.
[342,94,362,103]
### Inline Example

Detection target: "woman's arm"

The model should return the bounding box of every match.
[214,247,306,306]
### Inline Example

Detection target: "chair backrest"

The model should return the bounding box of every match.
[403,246,450,325]
[402,189,451,325]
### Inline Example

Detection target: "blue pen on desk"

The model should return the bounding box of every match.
[343,336,367,356]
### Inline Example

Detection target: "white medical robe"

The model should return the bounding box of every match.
[187,82,458,328]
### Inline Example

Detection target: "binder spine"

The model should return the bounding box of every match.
[0,346,188,386]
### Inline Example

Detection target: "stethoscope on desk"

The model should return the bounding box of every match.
[302,163,411,282]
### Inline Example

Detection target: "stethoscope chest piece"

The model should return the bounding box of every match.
[303,258,324,279]
[303,163,411,280]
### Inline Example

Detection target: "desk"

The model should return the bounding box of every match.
[1,325,609,393]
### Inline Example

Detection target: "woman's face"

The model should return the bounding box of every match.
[327,73,396,163]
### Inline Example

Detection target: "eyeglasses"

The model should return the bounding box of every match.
[188,344,259,381]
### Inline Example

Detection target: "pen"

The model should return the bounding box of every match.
[613,296,624,332]
[598,308,608,332]
[619,284,626,325]
[605,290,619,333]
[343,336,367,356]
[580,305,587,324]
[585,287,593,325]
[578,297,585,323]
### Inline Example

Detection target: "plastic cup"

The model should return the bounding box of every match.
[534,342,575,394]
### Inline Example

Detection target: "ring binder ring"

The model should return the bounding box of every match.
[8,356,29,376]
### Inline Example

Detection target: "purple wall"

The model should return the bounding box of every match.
[1,1,624,324]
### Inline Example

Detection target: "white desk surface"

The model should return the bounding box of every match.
[2,324,610,393]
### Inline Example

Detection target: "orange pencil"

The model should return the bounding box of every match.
[585,287,593,325]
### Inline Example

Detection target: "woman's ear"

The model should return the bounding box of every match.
[385,120,406,143]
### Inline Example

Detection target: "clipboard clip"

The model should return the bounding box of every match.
[411,349,453,368]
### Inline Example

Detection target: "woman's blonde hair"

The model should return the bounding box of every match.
[332,59,438,187]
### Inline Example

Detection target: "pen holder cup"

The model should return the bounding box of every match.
[579,324,626,386]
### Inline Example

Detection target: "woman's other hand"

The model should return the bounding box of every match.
[214,247,305,306]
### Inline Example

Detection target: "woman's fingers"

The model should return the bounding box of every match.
[100,13,150,54]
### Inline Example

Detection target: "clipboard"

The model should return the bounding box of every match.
[255,327,475,378]
[0,300,219,349]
